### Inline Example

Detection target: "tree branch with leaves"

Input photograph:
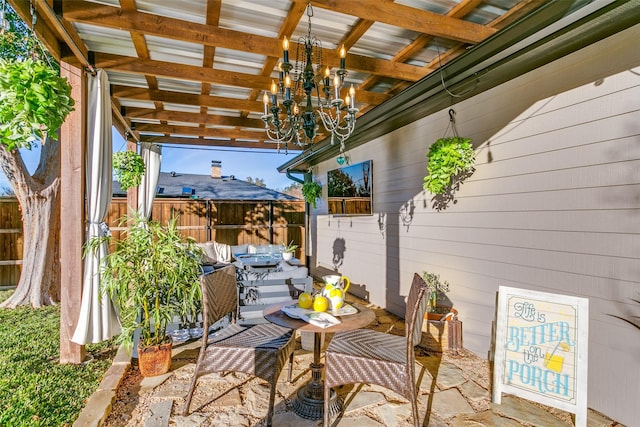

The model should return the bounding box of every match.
[0,5,74,308]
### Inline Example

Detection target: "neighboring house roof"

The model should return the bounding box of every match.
[113,172,299,201]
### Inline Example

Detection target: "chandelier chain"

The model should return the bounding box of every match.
[306,3,313,35]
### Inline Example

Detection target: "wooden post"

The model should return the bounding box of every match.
[126,139,138,216]
[268,200,273,244]
[59,61,85,364]
[206,200,212,241]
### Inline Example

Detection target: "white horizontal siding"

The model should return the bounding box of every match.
[310,24,640,425]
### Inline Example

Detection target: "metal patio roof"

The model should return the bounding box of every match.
[9,0,565,150]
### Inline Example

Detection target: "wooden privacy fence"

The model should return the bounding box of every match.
[0,197,305,287]
[108,198,306,259]
[328,197,371,215]
[0,198,22,287]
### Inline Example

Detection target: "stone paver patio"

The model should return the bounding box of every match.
[82,297,621,427]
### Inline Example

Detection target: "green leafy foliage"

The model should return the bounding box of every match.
[422,271,450,313]
[246,176,266,187]
[85,213,204,349]
[0,59,74,150]
[302,181,322,208]
[0,6,52,64]
[282,240,298,253]
[328,169,356,197]
[423,137,474,194]
[0,291,117,426]
[113,150,146,191]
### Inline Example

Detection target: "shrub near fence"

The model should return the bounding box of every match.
[0,197,306,287]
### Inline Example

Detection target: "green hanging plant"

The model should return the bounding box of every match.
[113,150,146,191]
[0,58,75,150]
[423,136,474,195]
[302,181,322,208]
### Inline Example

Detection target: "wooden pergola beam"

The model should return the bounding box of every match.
[136,123,267,139]
[298,0,496,44]
[61,1,428,82]
[139,135,286,150]
[8,0,62,60]
[94,53,394,106]
[126,108,265,129]
[113,86,264,111]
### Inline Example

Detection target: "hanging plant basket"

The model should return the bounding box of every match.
[0,58,75,150]
[423,136,474,195]
[302,181,322,208]
[113,150,146,191]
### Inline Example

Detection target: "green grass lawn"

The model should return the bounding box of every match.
[0,290,118,426]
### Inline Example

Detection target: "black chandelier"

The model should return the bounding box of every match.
[262,3,358,153]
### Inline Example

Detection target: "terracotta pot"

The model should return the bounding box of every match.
[138,341,173,377]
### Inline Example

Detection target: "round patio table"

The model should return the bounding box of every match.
[263,300,375,420]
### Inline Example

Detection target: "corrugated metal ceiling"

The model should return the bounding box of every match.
[9,0,595,151]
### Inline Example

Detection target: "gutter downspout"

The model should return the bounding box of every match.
[286,169,304,185]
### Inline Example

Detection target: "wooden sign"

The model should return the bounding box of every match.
[492,286,589,426]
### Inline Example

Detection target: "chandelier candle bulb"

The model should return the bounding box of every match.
[284,75,291,101]
[339,45,346,69]
[349,85,355,108]
[278,62,284,81]
[270,80,277,105]
[334,75,340,100]
[283,36,289,63]
[262,93,269,115]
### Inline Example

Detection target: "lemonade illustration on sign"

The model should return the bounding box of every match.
[321,275,351,310]
[544,341,571,373]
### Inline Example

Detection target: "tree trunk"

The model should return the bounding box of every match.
[0,139,61,308]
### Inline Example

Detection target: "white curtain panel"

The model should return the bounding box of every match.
[137,142,162,219]
[72,70,121,345]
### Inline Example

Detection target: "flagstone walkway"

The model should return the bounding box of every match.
[79,301,621,427]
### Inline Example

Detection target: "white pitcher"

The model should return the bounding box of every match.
[321,275,351,310]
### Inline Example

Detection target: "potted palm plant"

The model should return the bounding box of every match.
[86,213,204,376]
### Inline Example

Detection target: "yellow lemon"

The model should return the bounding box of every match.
[298,292,313,309]
[313,295,329,312]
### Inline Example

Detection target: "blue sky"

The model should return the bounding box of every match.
[0,128,302,191]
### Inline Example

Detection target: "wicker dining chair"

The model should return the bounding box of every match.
[183,265,296,426]
[323,273,428,427]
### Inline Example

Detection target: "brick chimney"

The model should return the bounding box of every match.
[210,160,222,178]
